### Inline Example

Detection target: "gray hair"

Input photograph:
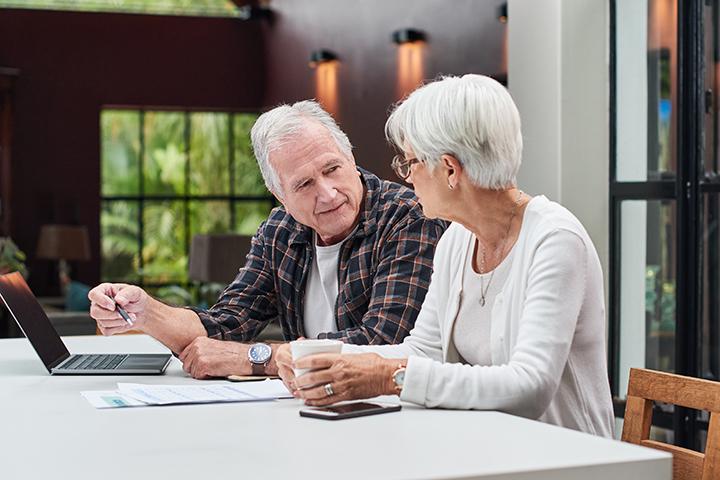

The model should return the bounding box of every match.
[251,100,353,195]
[385,74,522,190]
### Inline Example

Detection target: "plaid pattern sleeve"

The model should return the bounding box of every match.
[189,224,279,342]
[320,214,445,344]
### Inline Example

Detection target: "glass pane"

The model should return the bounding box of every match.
[233,113,268,195]
[615,0,677,181]
[189,201,231,236]
[233,201,273,235]
[101,200,139,282]
[618,200,677,398]
[142,201,186,283]
[702,194,720,379]
[189,113,230,195]
[144,111,186,196]
[0,0,243,17]
[101,110,139,196]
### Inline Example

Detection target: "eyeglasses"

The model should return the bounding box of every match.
[391,154,420,180]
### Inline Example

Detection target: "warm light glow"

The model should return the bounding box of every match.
[648,0,675,50]
[315,60,339,118]
[397,42,425,99]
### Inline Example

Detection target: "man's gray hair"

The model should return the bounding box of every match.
[251,100,353,195]
[385,74,522,190]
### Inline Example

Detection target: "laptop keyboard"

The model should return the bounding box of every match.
[62,354,129,370]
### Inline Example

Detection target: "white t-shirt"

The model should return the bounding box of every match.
[303,234,344,338]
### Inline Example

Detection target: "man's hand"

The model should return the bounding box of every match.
[275,343,296,391]
[179,337,252,379]
[88,283,150,336]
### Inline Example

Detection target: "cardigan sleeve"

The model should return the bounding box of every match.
[399,229,588,419]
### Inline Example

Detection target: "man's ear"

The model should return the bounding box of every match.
[441,154,462,189]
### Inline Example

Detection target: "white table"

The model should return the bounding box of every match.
[0,335,671,480]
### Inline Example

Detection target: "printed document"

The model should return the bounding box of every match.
[81,379,292,409]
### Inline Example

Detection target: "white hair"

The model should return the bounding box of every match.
[385,74,522,190]
[250,100,353,195]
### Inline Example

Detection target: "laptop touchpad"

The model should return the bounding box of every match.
[120,355,168,368]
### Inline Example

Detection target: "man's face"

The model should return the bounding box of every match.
[270,122,364,245]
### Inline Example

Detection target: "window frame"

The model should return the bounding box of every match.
[100,106,276,289]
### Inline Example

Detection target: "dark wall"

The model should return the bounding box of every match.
[0,2,506,293]
[0,9,264,293]
[262,0,507,180]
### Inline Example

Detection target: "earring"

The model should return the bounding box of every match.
[448,182,454,190]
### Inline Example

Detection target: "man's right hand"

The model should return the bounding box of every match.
[88,283,150,336]
[275,343,297,392]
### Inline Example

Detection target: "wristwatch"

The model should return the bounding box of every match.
[391,364,406,393]
[248,343,272,376]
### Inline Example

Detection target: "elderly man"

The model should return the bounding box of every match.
[88,100,446,379]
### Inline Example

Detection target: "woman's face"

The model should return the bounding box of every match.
[403,150,446,220]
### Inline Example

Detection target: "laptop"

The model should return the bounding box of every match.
[0,272,171,375]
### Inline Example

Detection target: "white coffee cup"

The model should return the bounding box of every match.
[290,339,343,377]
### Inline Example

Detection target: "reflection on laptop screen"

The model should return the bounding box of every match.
[0,272,69,370]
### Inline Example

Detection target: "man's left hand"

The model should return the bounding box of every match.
[179,337,251,379]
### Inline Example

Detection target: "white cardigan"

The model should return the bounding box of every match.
[344,196,615,437]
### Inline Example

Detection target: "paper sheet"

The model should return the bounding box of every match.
[81,379,292,409]
[80,390,147,409]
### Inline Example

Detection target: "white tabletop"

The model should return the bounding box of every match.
[0,335,670,480]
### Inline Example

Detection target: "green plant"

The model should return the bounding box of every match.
[0,237,27,277]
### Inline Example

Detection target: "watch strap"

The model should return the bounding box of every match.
[251,362,267,376]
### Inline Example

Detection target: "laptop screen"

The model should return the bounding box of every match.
[0,272,70,371]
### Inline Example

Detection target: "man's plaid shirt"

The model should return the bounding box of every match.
[193,168,447,345]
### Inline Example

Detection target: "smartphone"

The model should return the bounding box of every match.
[299,402,401,420]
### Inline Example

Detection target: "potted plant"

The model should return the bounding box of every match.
[0,237,27,277]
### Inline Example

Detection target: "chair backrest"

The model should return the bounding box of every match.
[622,368,720,480]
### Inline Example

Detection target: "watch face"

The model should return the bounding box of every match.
[249,343,272,364]
[393,369,405,387]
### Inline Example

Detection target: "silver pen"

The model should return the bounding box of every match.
[115,304,134,326]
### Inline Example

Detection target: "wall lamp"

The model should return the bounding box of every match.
[309,49,339,68]
[392,28,426,45]
[497,3,508,24]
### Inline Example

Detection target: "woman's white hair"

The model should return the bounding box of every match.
[251,100,353,195]
[385,74,522,190]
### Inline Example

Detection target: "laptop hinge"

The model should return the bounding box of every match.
[48,352,72,370]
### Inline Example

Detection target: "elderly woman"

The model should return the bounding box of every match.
[276,74,614,437]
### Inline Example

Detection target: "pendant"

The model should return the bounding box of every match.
[480,297,486,307]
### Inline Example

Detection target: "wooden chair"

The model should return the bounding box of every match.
[622,368,720,480]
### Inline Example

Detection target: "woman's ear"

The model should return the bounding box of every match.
[441,154,462,190]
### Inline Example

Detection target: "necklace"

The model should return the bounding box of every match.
[477,190,524,307]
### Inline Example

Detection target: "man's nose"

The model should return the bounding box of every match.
[317,179,338,201]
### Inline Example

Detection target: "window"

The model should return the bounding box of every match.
[100,109,273,289]
[0,0,242,18]
[611,0,712,449]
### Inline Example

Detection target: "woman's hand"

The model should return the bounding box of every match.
[292,353,399,406]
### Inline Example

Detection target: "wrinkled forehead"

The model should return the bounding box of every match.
[269,122,351,173]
